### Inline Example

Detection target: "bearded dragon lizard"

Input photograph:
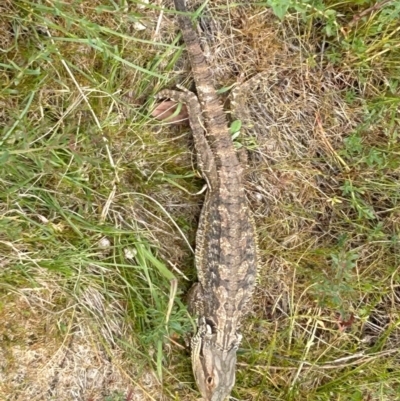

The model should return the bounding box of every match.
[157,1,258,400]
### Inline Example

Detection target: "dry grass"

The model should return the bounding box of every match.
[0,288,139,400]
[1,0,400,400]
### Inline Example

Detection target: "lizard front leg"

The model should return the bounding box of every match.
[156,89,218,191]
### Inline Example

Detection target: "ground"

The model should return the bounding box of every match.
[1,0,400,400]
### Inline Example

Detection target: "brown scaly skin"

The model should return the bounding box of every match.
[157,1,258,400]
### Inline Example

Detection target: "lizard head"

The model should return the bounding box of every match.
[192,324,239,401]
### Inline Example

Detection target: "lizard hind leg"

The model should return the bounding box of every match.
[156,89,218,190]
[185,282,204,316]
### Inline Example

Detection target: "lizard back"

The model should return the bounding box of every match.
[174,0,257,348]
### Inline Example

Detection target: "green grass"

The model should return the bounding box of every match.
[1,0,400,400]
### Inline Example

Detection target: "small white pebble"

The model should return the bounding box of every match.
[124,247,137,260]
[37,214,49,224]
[98,237,111,249]
[133,21,146,31]
[255,192,263,201]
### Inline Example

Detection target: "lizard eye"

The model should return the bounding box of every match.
[207,376,213,385]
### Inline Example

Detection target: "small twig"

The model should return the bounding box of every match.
[348,0,393,28]
[168,260,190,281]
[241,348,398,371]
[315,113,350,173]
